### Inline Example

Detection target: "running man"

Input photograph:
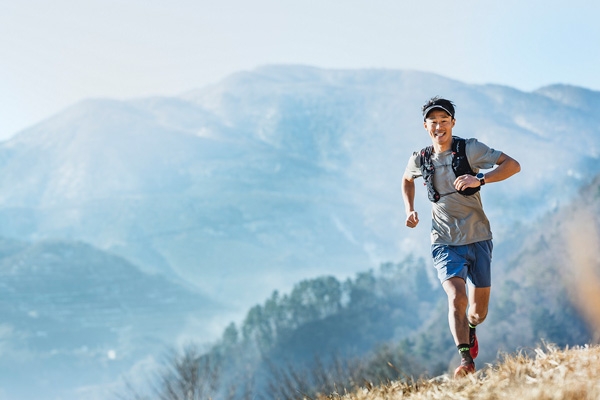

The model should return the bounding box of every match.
[402,97,521,377]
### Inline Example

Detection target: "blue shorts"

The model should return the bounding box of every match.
[431,240,493,287]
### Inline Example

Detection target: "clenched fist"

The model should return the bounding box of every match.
[406,211,419,228]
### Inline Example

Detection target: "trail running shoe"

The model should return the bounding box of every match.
[454,361,476,378]
[469,328,478,359]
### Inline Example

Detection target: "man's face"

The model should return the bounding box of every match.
[424,109,455,150]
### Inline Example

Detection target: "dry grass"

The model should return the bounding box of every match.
[316,343,600,400]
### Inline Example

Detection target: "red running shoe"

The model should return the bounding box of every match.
[454,361,476,378]
[469,329,479,359]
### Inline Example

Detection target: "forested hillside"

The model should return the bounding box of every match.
[123,256,441,399]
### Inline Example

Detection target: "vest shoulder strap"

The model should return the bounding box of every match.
[419,145,440,202]
[418,136,480,202]
[451,136,480,196]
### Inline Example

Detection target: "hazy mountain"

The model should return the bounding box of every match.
[0,238,222,400]
[1,65,598,399]
[0,65,598,311]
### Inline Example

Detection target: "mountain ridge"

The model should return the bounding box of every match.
[0,65,598,307]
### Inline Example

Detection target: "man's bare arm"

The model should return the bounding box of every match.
[454,153,521,191]
[402,173,419,228]
[484,153,521,183]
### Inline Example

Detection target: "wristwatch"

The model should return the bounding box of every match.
[476,172,485,186]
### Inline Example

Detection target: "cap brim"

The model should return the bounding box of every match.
[424,105,453,119]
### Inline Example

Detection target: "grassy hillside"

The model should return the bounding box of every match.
[318,343,600,400]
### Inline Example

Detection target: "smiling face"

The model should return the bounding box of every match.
[424,109,455,152]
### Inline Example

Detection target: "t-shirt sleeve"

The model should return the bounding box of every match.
[404,152,422,180]
[466,138,502,170]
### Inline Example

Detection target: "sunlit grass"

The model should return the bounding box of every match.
[316,343,600,400]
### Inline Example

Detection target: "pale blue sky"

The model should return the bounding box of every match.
[1,0,598,140]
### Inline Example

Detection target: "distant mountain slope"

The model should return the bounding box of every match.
[0,65,597,309]
[0,238,221,400]
[487,172,600,344]
[536,83,600,114]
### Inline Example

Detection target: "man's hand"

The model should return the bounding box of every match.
[406,211,419,228]
[454,174,480,191]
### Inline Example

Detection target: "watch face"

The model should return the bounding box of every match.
[476,173,484,179]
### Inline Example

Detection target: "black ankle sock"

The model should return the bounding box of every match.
[457,343,473,363]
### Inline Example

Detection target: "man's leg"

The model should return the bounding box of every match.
[466,286,490,359]
[433,245,476,377]
[442,277,469,345]
[468,286,490,325]
[442,277,477,377]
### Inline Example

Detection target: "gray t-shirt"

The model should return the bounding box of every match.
[405,138,502,246]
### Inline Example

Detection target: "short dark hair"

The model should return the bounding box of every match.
[422,96,456,120]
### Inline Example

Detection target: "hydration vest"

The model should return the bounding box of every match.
[419,136,479,203]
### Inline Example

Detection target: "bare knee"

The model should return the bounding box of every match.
[448,291,468,313]
[443,278,469,313]
[468,309,488,325]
